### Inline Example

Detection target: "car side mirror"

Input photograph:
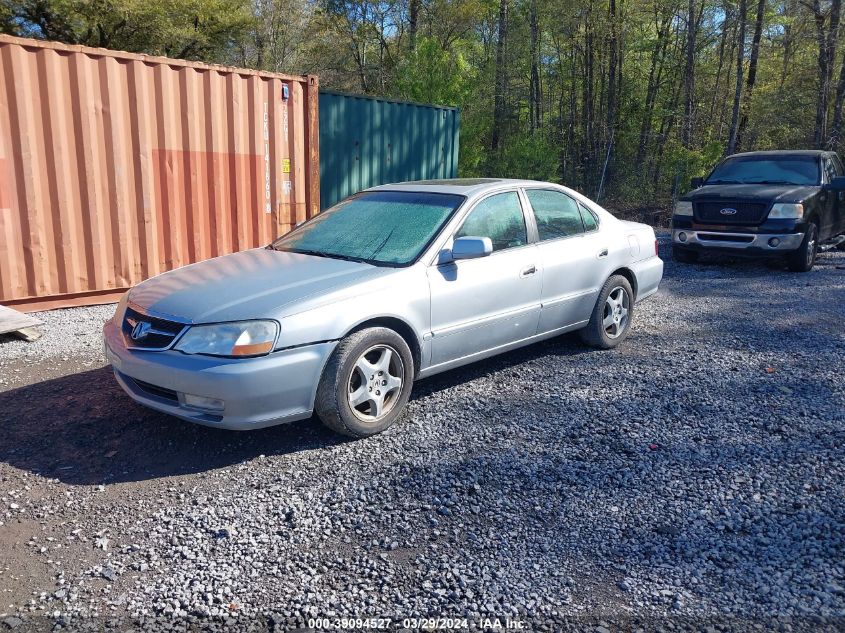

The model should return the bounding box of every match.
[451,236,493,260]
[690,176,704,189]
[827,175,845,190]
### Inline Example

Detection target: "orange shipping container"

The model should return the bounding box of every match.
[0,35,320,311]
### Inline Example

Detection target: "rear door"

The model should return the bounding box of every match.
[427,190,542,367]
[829,154,845,234]
[523,188,609,333]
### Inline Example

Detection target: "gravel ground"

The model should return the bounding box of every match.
[0,239,844,631]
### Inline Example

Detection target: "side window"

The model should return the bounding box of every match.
[833,155,845,176]
[823,158,837,184]
[456,192,527,252]
[525,189,585,241]
[579,203,598,231]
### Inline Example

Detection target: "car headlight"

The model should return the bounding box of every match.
[768,203,804,219]
[174,320,279,357]
[674,200,693,216]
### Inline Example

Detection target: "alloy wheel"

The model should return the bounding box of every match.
[347,344,404,422]
[603,286,630,339]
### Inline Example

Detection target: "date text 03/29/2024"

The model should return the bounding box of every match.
[306,617,526,630]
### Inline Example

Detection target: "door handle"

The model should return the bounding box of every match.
[597,249,609,258]
[520,265,537,277]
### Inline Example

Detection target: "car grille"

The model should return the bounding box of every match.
[132,377,179,403]
[122,307,186,349]
[693,200,770,225]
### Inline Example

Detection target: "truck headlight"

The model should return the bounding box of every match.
[674,201,693,216]
[768,203,804,219]
[174,320,279,357]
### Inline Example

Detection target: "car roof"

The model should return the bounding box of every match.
[727,150,831,159]
[368,178,556,196]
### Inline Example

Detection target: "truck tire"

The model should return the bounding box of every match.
[579,274,635,350]
[672,245,699,263]
[787,222,819,272]
[315,327,414,438]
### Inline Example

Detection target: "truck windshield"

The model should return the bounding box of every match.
[706,155,820,186]
[270,191,464,266]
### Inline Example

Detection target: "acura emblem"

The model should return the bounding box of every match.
[719,207,738,215]
[131,321,152,340]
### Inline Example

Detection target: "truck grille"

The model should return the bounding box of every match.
[122,307,187,350]
[694,201,770,225]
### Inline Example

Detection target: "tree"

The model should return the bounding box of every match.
[726,0,747,156]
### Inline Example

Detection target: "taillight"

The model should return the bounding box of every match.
[654,239,659,256]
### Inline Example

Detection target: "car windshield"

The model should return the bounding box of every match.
[706,156,820,185]
[271,190,464,266]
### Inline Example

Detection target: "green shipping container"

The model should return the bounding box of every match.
[318,91,460,210]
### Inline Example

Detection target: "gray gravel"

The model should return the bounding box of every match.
[1,239,844,630]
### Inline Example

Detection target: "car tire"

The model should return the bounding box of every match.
[579,274,635,350]
[787,222,819,272]
[672,245,699,263]
[315,327,415,438]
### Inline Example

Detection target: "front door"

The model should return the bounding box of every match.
[427,191,542,367]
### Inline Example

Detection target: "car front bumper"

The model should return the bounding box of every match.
[672,229,804,254]
[103,320,337,430]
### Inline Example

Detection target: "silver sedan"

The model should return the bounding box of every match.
[103,179,663,437]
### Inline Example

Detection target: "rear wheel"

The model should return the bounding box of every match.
[672,245,699,263]
[579,275,634,350]
[787,222,819,272]
[315,327,414,438]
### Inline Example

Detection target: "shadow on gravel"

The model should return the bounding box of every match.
[0,367,346,486]
[0,334,589,486]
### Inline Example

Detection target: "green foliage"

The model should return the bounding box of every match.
[486,132,560,182]
[395,37,475,106]
[2,0,252,60]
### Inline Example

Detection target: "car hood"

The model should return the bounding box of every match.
[683,183,819,203]
[128,248,391,323]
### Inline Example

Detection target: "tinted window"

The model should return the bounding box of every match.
[706,155,820,185]
[823,157,837,183]
[271,191,463,265]
[456,192,527,252]
[526,189,585,241]
[579,203,598,231]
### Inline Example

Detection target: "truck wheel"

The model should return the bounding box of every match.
[579,275,634,350]
[315,327,414,438]
[787,223,819,272]
[672,245,699,263]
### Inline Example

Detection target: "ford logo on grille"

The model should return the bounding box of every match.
[131,321,152,341]
[719,207,738,215]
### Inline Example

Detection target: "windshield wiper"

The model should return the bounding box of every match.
[706,179,743,184]
[753,180,800,185]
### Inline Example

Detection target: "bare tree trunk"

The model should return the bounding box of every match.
[829,50,845,148]
[409,0,419,52]
[735,0,765,150]
[780,0,798,89]
[491,0,509,151]
[813,0,842,147]
[708,3,731,134]
[726,0,747,156]
[529,0,541,132]
[636,10,670,165]
[681,0,698,148]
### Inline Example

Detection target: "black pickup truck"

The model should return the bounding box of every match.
[671,150,845,271]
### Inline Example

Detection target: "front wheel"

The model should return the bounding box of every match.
[315,327,414,438]
[579,275,635,350]
[787,223,819,272]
